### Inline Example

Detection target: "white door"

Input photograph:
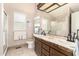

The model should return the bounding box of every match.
[72,11,79,33]
[72,11,79,56]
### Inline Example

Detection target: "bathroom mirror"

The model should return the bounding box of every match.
[34,16,41,34]
[34,4,70,37]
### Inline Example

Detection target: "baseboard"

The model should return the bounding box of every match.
[3,47,8,56]
[8,43,27,49]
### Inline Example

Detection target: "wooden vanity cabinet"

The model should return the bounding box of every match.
[34,37,73,56]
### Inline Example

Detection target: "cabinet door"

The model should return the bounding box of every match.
[37,41,41,56]
[35,38,41,56]
[41,53,46,56]
[50,48,65,56]
[41,48,49,56]
[35,38,38,55]
[42,43,49,52]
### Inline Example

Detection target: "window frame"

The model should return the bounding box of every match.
[13,12,27,31]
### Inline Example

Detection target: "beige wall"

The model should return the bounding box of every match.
[4,4,36,47]
[72,11,79,33]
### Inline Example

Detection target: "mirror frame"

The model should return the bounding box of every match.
[77,29,79,40]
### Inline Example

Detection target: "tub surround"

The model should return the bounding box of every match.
[33,34,75,56]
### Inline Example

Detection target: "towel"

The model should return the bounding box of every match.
[14,31,26,40]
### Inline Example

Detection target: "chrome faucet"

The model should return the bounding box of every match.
[67,33,76,42]
[38,28,46,35]
[41,30,46,36]
[48,30,51,34]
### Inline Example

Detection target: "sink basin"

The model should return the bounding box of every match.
[58,40,72,44]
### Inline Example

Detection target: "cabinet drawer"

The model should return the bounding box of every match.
[57,45,73,56]
[42,48,49,56]
[41,39,50,45]
[41,53,46,56]
[50,48,65,56]
[50,43,58,50]
[42,43,49,52]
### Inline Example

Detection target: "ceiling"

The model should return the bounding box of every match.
[4,3,36,14]
[4,3,79,18]
[69,3,79,12]
[48,3,79,17]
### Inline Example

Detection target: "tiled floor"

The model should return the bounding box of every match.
[6,44,37,56]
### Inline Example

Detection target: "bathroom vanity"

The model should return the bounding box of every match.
[33,34,75,56]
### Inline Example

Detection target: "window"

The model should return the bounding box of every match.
[14,12,26,31]
[14,12,27,40]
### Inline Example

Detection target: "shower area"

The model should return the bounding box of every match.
[3,10,8,55]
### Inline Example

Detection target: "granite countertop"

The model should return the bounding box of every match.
[33,34,75,51]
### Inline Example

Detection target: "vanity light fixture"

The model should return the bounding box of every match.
[37,3,67,13]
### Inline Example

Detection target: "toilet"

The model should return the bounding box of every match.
[26,39,34,48]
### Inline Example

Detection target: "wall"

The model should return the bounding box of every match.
[72,11,79,33]
[4,4,36,47]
